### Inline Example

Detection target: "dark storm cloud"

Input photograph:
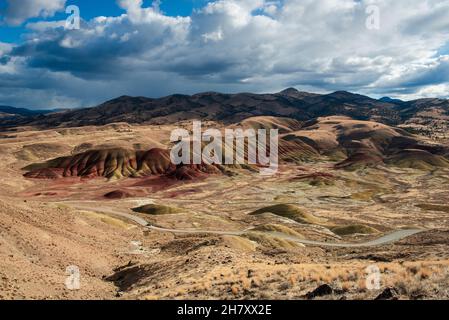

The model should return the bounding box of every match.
[1,0,449,109]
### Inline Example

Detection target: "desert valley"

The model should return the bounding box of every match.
[0,88,448,300]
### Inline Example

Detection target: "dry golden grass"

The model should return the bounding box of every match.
[341,282,352,292]
[137,259,449,300]
[231,286,239,296]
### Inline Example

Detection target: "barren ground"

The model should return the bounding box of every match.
[1,123,448,300]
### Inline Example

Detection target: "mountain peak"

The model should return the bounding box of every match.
[329,90,354,96]
[327,91,376,101]
[379,97,404,104]
[279,87,300,95]
[278,87,317,99]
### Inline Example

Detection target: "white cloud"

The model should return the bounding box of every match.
[2,0,66,26]
[202,28,223,42]
[1,0,449,108]
[399,83,449,100]
[0,42,13,55]
[25,20,66,31]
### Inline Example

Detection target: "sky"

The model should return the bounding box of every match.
[0,0,448,109]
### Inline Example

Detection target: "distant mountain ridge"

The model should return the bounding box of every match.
[0,88,448,129]
[379,97,404,104]
[0,105,64,127]
[0,105,57,117]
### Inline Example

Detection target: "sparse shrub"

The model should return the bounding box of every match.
[418,268,432,280]
[241,278,251,290]
[407,265,419,275]
[288,274,298,286]
[341,282,352,292]
[278,282,290,291]
[357,279,367,292]
[231,286,239,296]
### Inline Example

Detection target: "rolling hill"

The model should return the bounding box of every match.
[22,116,449,182]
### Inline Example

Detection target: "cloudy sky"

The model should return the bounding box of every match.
[0,0,448,109]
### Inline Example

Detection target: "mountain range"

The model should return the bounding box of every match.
[0,105,58,116]
[1,88,448,129]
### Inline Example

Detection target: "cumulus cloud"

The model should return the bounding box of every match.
[0,0,449,109]
[1,0,66,26]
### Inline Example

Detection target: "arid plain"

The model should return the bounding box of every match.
[1,112,449,300]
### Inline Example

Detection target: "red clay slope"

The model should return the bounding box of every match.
[23,147,222,181]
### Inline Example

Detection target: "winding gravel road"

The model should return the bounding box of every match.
[61,201,424,248]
